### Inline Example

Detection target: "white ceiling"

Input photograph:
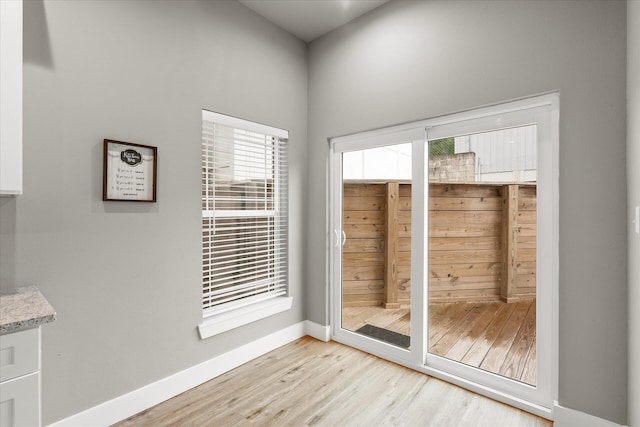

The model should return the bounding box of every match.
[238,0,390,43]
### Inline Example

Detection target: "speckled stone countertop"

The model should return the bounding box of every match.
[0,286,56,335]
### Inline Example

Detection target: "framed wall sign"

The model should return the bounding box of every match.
[103,139,157,202]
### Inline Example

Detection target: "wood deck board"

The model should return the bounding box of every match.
[114,337,550,427]
[428,302,476,343]
[461,302,519,367]
[443,302,504,361]
[342,300,536,384]
[479,300,532,377]
[429,305,486,356]
[521,336,538,386]
[498,300,537,383]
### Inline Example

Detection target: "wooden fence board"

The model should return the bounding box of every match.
[343,294,384,305]
[343,238,384,253]
[517,211,536,224]
[517,248,537,261]
[343,183,386,197]
[516,261,536,277]
[516,276,536,287]
[344,223,383,238]
[518,186,537,198]
[429,197,503,211]
[341,181,536,306]
[429,210,502,225]
[343,211,385,224]
[398,250,411,266]
[397,224,412,238]
[426,262,502,278]
[343,253,384,265]
[342,265,384,281]
[518,196,537,211]
[429,249,501,264]
[430,275,499,284]
[398,183,507,198]
[428,184,502,198]
[398,210,411,223]
[343,196,386,211]
[428,224,502,238]
[398,237,411,252]
[342,280,385,294]
[429,236,501,251]
[517,224,537,237]
[430,288,501,302]
[430,280,503,290]
[399,197,411,210]
[516,236,536,249]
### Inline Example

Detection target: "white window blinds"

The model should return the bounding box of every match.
[202,110,288,315]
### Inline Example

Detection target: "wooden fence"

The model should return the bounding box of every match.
[342,181,536,307]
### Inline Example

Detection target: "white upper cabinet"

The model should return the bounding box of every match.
[0,0,23,196]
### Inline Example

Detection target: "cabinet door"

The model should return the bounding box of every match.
[0,0,23,195]
[0,372,40,427]
[0,328,40,382]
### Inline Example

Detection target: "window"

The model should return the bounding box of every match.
[198,111,292,339]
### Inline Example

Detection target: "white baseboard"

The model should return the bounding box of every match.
[48,321,310,427]
[554,402,627,427]
[304,320,330,342]
[52,324,629,427]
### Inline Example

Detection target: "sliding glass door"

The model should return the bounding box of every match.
[330,127,427,364]
[423,101,556,409]
[340,143,412,347]
[329,94,558,416]
[427,126,539,388]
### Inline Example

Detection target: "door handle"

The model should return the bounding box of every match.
[342,230,346,246]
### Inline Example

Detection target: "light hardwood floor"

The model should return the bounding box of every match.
[115,337,550,427]
[342,300,536,385]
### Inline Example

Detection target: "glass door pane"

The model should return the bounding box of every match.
[427,125,538,386]
[340,143,413,349]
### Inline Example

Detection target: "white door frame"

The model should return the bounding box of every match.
[328,93,559,419]
[329,126,426,363]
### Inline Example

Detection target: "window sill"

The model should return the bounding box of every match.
[197,296,293,340]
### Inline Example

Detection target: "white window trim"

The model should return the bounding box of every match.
[202,110,288,139]
[199,110,291,339]
[198,296,293,339]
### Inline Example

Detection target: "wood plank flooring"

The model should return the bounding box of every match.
[114,337,550,427]
[342,300,536,385]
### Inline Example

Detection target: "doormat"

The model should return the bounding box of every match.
[355,324,410,348]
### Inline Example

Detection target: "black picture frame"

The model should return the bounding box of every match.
[103,139,157,202]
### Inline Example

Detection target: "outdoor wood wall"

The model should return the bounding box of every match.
[341,181,537,307]
[342,183,386,307]
[513,185,537,299]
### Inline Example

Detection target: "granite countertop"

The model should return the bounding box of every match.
[0,286,56,335]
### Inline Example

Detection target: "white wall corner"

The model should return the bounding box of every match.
[553,402,627,427]
[304,320,331,342]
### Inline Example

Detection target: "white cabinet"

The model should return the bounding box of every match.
[0,328,41,427]
[0,0,23,195]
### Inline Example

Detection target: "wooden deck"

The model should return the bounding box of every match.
[115,337,550,427]
[342,300,536,385]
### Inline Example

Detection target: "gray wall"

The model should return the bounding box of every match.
[307,0,627,424]
[628,1,640,426]
[1,0,307,424]
[2,0,631,425]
